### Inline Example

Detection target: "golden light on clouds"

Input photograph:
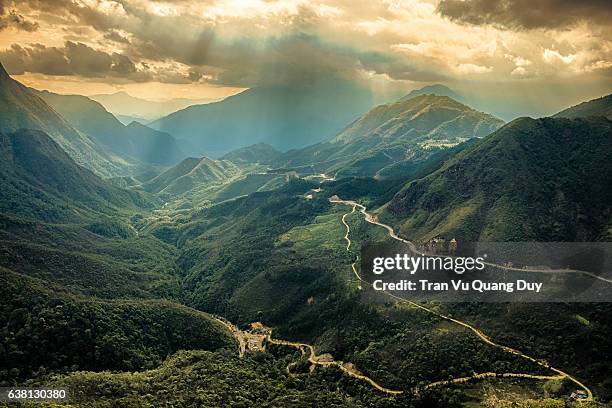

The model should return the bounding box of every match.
[0,0,609,109]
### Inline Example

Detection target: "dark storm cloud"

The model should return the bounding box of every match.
[0,41,199,83]
[357,51,449,82]
[437,0,612,30]
[1,41,135,77]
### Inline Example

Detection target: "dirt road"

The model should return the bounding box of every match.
[332,196,593,401]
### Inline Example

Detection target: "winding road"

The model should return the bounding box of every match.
[331,196,593,401]
[341,205,355,251]
[267,332,403,394]
[207,195,595,400]
[330,196,612,285]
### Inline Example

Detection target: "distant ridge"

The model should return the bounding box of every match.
[274,94,504,178]
[221,143,281,165]
[33,89,185,166]
[553,93,612,120]
[149,80,374,156]
[90,91,216,121]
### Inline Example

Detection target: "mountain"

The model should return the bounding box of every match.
[123,121,185,165]
[0,129,153,222]
[90,91,216,121]
[149,80,374,156]
[333,94,501,144]
[221,143,282,165]
[553,93,612,120]
[141,156,239,195]
[383,116,612,242]
[400,84,463,102]
[116,114,149,125]
[33,89,185,166]
[274,94,504,178]
[0,63,131,177]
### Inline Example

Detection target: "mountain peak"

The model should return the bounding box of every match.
[127,120,145,128]
[333,92,504,146]
[401,84,463,102]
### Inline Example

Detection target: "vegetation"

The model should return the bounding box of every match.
[0,269,234,384]
[0,129,154,222]
[0,63,135,177]
[221,142,282,165]
[554,93,612,120]
[269,94,503,179]
[34,89,185,166]
[140,156,240,196]
[1,72,611,406]
[384,117,612,242]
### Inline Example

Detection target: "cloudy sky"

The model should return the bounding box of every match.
[1,0,611,116]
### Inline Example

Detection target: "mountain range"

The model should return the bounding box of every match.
[267,94,504,178]
[2,63,612,405]
[90,91,217,121]
[0,63,134,178]
[34,89,185,166]
[149,79,374,156]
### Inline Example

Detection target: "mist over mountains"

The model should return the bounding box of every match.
[33,89,185,166]
[269,93,504,179]
[150,79,375,157]
[90,91,217,122]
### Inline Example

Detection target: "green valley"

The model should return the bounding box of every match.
[1,56,611,407]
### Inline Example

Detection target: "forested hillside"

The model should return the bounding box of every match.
[384,116,612,242]
[0,64,133,178]
[0,129,153,222]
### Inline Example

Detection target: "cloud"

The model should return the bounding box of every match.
[511,66,527,76]
[1,0,611,92]
[1,41,134,77]
[103,30,131,44]
[584,60,612,73]
[0,0,38,32]
[0,41,198,83]
[542,49,576,65]
[437,0,612,30]
[456,63,493,74]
